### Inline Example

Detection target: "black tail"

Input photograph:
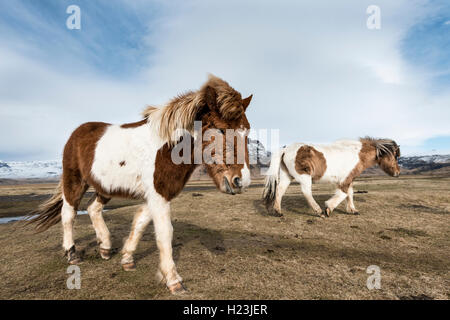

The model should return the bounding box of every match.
[25,181,63,232]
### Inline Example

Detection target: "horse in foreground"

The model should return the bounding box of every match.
[263,138,400,217]
[27,75,253,294]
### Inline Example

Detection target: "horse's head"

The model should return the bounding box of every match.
[374,139,401,177]
[198,76,253,195]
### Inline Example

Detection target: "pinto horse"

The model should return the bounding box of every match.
[263,138,400,217]
[27,75,253,294]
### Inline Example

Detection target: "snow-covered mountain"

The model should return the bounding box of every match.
[1,145,448,179]
[248,138,271,166]
[0,160,62,179]
[398,154,450,170]
[0,140,272,179]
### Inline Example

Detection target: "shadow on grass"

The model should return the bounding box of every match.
[44,217,226,265]
[23,213,448,285]
[253,195,332,218]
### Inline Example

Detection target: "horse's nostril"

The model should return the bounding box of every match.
[233,177,242,188]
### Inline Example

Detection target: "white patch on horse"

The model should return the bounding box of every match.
[90,123,164,198]
[312,140,362,184]
[237,129,251,188]
[241,162,251,188]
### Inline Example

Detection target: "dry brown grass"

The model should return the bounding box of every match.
[0,176,448,299]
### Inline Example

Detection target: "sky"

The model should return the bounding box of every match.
[0,0,449,160]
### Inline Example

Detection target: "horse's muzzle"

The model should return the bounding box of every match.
[224,177,242,195]
[233,177,242,189]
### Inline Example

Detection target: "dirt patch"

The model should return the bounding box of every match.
[398,294,434,300]
[388,228,429,237]
[397,204,448,215]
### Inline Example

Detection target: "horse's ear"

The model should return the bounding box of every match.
[204,85,218,111]
[242,94,253,111]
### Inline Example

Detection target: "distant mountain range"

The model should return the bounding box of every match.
[1,141,449,179]
[0,160,62,179]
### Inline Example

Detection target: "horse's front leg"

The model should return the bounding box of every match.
[151,196,185,294]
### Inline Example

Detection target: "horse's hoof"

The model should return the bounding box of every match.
[68,257,83,265]
[353,211,360,215]
[99,248,111,260]
[324,207,331,217]
[122,262,136,271]
[168,282,187,295]
[65,245,82,264]
[273,211,283,217]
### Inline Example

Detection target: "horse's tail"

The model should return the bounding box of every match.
[25,180,63,233]
[262,147,286,210]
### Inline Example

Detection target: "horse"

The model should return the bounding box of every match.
[263,137,400,217]
[27,75,253,294]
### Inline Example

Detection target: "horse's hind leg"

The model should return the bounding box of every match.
[88,194,112,259]
[121,204,152,271]
[345,183,358,214]
[61,175,88,264]
[324,188,348,216]
[273,166,292,215]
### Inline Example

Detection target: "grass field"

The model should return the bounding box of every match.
[0,176,448,299]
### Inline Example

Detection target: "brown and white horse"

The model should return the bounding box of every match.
[263,137,400,217]
[28,75,253,294]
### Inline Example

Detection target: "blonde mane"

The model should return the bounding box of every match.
[142,75,244,145]
[361,137,400,158]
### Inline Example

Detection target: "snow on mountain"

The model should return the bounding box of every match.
[0,140,272,179]
[248,138,271,166]
[0,160,62,179]
[398,155,450,169]
[1,146,447,179]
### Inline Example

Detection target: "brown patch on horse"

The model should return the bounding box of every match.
[295,146,327,181]
[153,142,197,201]
[119,161,126,167]
[64,122,142,204]
[120,119,147,129]
[339,140,377,192]
[62,122,110,207]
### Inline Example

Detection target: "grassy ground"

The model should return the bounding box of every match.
[0,176,448,299]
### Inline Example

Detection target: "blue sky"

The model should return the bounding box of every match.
[0,0,449,160]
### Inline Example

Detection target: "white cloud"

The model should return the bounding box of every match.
[140,0,450,150]
[1,0,449,159]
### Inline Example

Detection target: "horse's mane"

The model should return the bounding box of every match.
[142,74,243,145]
[360,137,400,158]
